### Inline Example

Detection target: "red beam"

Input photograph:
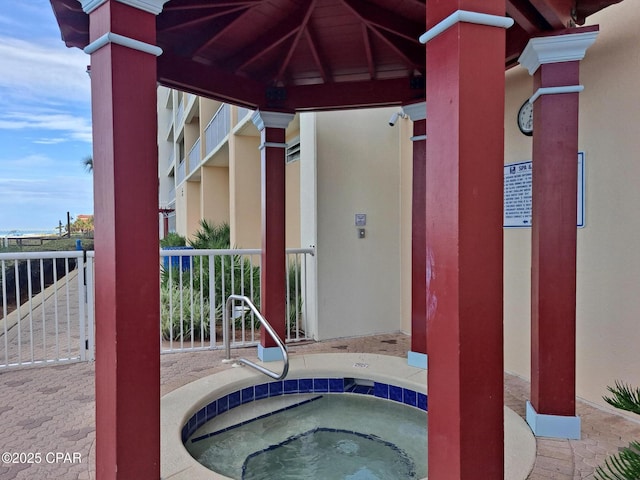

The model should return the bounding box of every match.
[529,0,573,28]
[530,60,580,416]
[157,52,264,108]
[285,77,424,111]
[426,0,506,478]
[506,0,551,33]
[411,118,427,355]
[88,2,160,479]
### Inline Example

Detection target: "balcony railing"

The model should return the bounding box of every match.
[188,138,201,175]
[167,185,176,205]
[176,99,184,125]
[177,158,186,185]
[236,107,251,125]
[204,104,230,157]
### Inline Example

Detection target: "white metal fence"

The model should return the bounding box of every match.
[159,248,314,353]
[0,251,94,369]
[0,248,314,367]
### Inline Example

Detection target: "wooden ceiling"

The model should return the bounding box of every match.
[51,0,622,111]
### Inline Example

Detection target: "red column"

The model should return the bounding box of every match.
[404,102,428,368]
[519,27,598,438]
[251,111,294,360]
[82,0,165,478]
[424,4,509,478]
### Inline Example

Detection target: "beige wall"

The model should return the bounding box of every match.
[200,166,230,227]
[229,134,261,248]
[227,121,302,249]
[285,122,301,248]
[177,181,201,238]
[503,1,640,411]
[306,107,403,340]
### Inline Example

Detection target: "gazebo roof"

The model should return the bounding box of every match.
[51,0,621,111]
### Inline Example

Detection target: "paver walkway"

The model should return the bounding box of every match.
[1,335,639,479]
[1,273,639,479]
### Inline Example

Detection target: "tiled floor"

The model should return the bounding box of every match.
[0,333,639,479]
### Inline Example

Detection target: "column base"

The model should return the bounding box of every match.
[258,345,284,362]
[526,401,581,439]
[407,351,428,369]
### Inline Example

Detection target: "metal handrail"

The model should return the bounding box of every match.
[223,294,289,380]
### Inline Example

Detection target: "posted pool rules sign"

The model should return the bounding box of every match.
[503,152,584,228]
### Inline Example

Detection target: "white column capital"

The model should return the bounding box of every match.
[81,0,170,15]
[251,110,295,131]
[518,30,599,75]
[403,102,426,122]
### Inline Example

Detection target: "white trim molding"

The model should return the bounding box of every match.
[529,85,584,104]
[84,32,163,56]
[251,110,295,131]
[81,0,170,15]
[408,351,428,369]
[518,30,599,75]
[419,10,514,44]
[403,101,427,122]
[258,142,288,151]
[526,401,581,439]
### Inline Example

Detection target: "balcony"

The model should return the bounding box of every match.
[188,138,201,175]
[177,158,186,185]
[204,104,230,157]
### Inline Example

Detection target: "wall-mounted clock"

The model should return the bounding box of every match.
[517,100,533,136]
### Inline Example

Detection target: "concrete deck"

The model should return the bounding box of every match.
[1,333,639,479]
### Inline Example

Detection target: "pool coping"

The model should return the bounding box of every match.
[161,352,536,480]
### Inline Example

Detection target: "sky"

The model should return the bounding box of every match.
[0,1,93,232]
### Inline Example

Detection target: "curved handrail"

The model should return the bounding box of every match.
[223,294,289,380]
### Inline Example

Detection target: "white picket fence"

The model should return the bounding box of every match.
[0,248,313,368]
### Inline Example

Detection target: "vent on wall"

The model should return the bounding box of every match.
[286,138,300,164]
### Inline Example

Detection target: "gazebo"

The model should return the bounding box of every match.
[50,0,622,478]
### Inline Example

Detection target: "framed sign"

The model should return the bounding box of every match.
[504,152,584,228]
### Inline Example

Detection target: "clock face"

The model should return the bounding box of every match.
[517,100,533,136]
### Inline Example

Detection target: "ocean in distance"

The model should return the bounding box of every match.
[0,229,56,237]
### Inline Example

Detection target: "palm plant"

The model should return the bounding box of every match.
[188,219,230,249]
[82,155,93,173]
[159,219,261,339]
[594,381,640,480]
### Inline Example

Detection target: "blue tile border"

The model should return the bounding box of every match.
[191,395,324,443]
[181,377,428,444]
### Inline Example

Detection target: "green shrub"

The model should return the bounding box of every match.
[188,220,230,249]
[160,281,219,341]
[595,381,640,480]
[160,220,260,338]
[287,260,304,334]
[159,220,304,341]
[160,232,186,248]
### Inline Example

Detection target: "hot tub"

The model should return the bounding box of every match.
[161,353,536,480]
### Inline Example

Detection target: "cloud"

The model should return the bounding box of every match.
[0,177,91,202]
[3,154,55,170]
[33,138,67,145]
[0,110,92,143]
[0,35,90,105]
